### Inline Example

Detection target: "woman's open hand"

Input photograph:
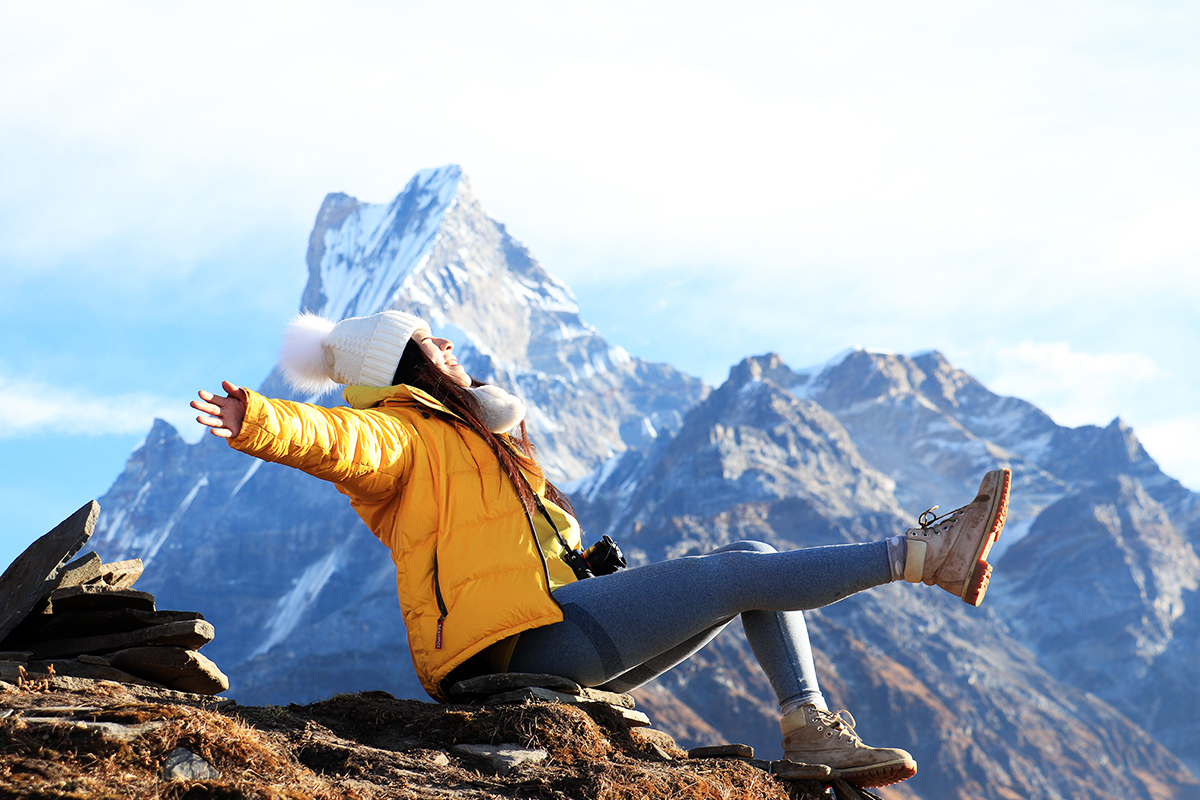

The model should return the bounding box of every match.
[192,381,248,439]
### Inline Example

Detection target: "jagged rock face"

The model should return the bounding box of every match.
[784,349,1069,526]
[642,356,900,525]
[572,354,903,563]
[90,166,1200,799]
[996,476,1200,775]
[1003,477,1199,674]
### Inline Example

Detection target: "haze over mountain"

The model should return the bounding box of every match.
[90,166,1200,800]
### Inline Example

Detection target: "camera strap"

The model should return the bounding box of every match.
[512,469,594,579]
[532,494,594,577]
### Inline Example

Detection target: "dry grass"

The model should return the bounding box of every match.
[0,682,834,800]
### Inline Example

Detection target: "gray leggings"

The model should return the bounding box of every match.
[507,540,893,710]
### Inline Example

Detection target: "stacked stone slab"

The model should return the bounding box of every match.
[0,501,227,695]
[446,671,651,727]
[448,672,648,723]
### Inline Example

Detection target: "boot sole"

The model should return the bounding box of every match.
[960,468,1011,607]
[840,756,919,787]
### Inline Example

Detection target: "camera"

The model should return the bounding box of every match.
[565,535,627,579]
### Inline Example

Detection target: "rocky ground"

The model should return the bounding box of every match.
[0,674,897,800]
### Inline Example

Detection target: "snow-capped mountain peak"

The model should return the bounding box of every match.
[300,164,464,325]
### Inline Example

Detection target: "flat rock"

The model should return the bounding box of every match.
[0,652,32,662]
[49,553,103,594]
[28,619,215,660]
[578,686,636,709]
[0,501,98,642]
[485,686,586,706]
[447,672,582,697]
[47,586,155,614]
[689,743,755,759]
[77,720,167,742]
[603,705,651,728]
[163,746,221,781]
[76,654,111,666]
[485,685,635,709]
[11,705,100,716]
[771,759,837,781]
[109,646,228,694]
[20,659,158,687]
[98,559,144,590]
[451,743,547,775]
[633,727,683,760]
[0,673,232,708]
[12,608,205,642]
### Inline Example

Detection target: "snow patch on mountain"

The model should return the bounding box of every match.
[96,481,152,544]
[230,459,262,498]
[313,166,463,322]
[787,347,863,398]
[143,474,208,567]
[251,545,345,659]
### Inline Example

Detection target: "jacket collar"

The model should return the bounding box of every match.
[346,383,540,478]
[343,384,454,416]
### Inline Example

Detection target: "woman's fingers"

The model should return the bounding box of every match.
[191,398,219,415]
[192,383,246,439]
[193,388,234,434]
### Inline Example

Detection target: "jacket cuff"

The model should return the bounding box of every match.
[226,389,267,452]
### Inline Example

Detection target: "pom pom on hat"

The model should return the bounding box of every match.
[280,312,338,394]
[279,310,430,394]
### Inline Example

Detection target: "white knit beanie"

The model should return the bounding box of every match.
[279,310,430,394]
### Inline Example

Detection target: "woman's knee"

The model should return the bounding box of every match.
[712,539,778,555]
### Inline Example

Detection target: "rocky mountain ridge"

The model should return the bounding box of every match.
[571,349,1200,797]
[86,166,1200,799]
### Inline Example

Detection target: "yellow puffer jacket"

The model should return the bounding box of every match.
[228,383,578,700]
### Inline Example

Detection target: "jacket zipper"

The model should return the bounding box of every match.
[432,554,449,650]
[431,504,558,651]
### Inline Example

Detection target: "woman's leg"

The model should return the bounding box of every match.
[507,538,891,708]
[506,537,915,787]
[586,542,823,712]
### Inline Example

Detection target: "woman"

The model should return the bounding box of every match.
[193,309,1010,788]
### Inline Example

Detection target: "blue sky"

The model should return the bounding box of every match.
[3,1,1198,569]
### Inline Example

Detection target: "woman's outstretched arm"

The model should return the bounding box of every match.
[192,382,414,501]
[192,381,248,439]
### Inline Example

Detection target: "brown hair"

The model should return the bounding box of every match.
[392,339,574,515]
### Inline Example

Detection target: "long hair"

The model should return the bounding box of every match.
[391,339,575,515]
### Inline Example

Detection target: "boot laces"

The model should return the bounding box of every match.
[811,707,862,743]
[916,505,965,532]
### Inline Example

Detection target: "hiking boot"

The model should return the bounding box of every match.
[780,704,917,787]
[905,468,1011,606]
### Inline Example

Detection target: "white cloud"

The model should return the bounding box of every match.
[1137,418,1200,493]
[987,341,1161,427]
[0,376,199,442]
